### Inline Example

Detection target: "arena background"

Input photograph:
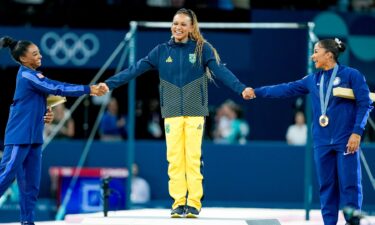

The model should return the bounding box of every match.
[0,0,375,222]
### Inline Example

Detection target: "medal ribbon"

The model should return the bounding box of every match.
[319,64,339,116]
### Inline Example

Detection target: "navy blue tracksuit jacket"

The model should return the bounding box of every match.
[254,65,373,225]
[0,65,90,223]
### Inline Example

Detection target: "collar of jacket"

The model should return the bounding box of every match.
[168,38,195,47]
[20,64,40,73]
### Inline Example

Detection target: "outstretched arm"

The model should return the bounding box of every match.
[254,76,310,99]
[105,46,159,90]
[24,72,91,97]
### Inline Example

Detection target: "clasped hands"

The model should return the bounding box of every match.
[90,83,110,96]
[242,87,256,100]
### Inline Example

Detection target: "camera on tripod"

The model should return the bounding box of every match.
[101,177,112,217]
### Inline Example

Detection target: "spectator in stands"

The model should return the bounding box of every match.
[146,0,171,7]
[44,103,75,139]
[131,163,151,204]
[99,97,127,141]
[213,100,249,144]
[96,8,254,218]
[0,36,103,225]
[146,98,163,139]
[286,111,307,146]
[232,0,250,9]
[146,0,185,8]
[351,0,375,12]
[248,38,373,225]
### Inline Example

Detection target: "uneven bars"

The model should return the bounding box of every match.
[136,21,307,29]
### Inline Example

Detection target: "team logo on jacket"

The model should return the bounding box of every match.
[333,77,341,86]
[189,54,196,64]
[37,73,45,79]
[166,56,173,63]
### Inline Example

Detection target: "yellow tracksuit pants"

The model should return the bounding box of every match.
[165,116,204,210]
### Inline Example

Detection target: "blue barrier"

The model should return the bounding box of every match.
[40,140,375,210]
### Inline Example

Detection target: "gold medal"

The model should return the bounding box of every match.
[319,115,329,127]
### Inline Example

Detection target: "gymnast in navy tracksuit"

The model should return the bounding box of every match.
[252,39,373,225]
[0,37,99,225]
[98,8,253,218]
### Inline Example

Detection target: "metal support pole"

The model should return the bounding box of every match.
[304,22,318,221]
[125,21,138,210]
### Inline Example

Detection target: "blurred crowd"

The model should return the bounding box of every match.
[1,0,374,29]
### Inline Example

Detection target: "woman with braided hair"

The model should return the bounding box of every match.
[98,8,254,218]
[248,38,373,225]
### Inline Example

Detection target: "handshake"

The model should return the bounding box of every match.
[90,83,110,96]
[242,87,256,100]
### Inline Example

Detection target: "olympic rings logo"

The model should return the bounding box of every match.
[40,32,100,66]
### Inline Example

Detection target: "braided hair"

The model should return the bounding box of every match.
[174,8,220,80]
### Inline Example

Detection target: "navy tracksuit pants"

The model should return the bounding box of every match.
[314,145,362,225]
[0,144,42,223]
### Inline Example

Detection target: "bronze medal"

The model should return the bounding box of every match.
[319,114,329,127]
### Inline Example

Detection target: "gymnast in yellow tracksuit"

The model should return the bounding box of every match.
[102,8,253,217]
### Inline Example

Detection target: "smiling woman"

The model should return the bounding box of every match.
[171,13,192,43]
[19,43,42,69]
[95,8,254,218]
[311,38,346,70]
[0,36,105,225]
[249,38,373,225]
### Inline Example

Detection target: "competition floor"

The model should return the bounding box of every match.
[2,207,375,225]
